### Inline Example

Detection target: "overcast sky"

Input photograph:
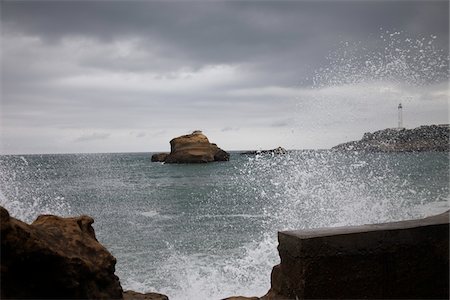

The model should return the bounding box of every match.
[1,0,448,154]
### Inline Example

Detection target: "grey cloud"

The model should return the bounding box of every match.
[221,127,240,132]
[74,132,110,142]
[1,1,448,154]
[271,119,292,128]
[2,2,448,78]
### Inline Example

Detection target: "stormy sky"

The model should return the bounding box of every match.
[1,1,448,154]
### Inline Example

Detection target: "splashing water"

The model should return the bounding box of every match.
[313,30,448,87]
[0,31,448,300]
[154,32,449,299]
[0,155,71,222]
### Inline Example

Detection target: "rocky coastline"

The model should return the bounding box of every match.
[151,131,230,163]
[2,205,448,299]
[240,147,287,156]
[333,124,449,152]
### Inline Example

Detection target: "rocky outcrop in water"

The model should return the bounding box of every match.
[0,206,168,300]
[151,153,169,162]
[332,124,449,152]
[241,147,287,155]
[152,130,230,163]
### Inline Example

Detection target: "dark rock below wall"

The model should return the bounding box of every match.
[123,290,169,300]
[262,211,449,299]
[332,124,449,152]
[0,206,169,300]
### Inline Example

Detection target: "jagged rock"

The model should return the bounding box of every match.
[333,124,449,152]
[241,147,287,155]
[123,290,169,300]
[0,206,169,300]
[151,153,169,162]
[212,143,230,161]
[0,206,123,299]
[154,131,230,163]
[261,211,449,299]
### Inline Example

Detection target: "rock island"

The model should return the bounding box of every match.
[151,130,230,163]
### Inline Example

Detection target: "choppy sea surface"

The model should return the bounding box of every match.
[0,151,448,299]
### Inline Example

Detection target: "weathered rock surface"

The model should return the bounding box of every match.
[0,206,169,300]
[241,147,287,155]
[1,206,123,299]
[123,290,169,300]
[153,130,230,163]
[151,153,169,162]
[262,211,449,299]
[333,124,449,152]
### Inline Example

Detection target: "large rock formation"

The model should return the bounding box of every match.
[0,206,123,299]
[262,211,449,299]
[152,131,230,163]
[333,124,449,152]
[0,206,168,300]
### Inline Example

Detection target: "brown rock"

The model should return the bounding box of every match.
[151,153,169,162]
[123,290,169,300]
[163,130,230,163]
[222,297,260,300]
[0,206,123,299]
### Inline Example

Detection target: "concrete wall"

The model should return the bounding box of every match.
[264,211,449,299]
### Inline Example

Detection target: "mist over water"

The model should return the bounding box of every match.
[0,32,449,299]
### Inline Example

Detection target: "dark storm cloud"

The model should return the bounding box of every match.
[1,0,448,154]
[3,1,448,79]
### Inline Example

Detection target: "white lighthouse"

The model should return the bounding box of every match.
[397,103,403,129]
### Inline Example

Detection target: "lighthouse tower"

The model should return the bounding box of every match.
[397,103,403,129]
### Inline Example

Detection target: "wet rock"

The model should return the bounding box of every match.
[0,206,169,300]
[262,211,450,299]
[1,206,123,299]
[151,153,169,162]
[123,290,169,300]
[160,130,229,163]
[333,124,449,152]
[212,143,230,161]
[241,147,287,155]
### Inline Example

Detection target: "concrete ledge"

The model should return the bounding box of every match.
[264,211,449,299]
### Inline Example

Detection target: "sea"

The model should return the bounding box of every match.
[0,150,448,299]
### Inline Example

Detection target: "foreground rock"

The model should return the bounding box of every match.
[152,130,230,163]
[241,147,287,155]
[0,206,168,300]
[333,124,449,152]
[262,211,449,299]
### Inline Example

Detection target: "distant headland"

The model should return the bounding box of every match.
[333,124,449,152]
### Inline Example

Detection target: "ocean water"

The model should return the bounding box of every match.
[0,150,448,299]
